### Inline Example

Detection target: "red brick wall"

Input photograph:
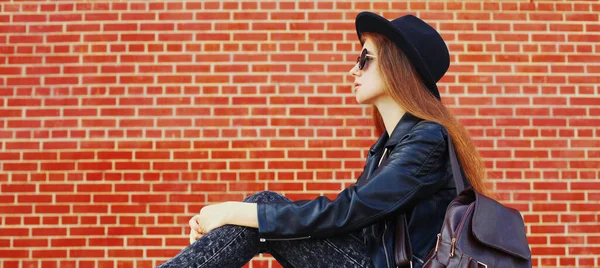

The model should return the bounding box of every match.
[1,1,599,267]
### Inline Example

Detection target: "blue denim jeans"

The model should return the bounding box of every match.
[156,190,373,268]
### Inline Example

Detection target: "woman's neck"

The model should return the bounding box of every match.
[375,99,406,137]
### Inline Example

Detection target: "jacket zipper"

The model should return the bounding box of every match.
[259,236,311,242]
[382,222,391,268]
[378,147,388,167]
[378,149,391,268]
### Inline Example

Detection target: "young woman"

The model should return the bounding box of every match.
[157,12,491,268]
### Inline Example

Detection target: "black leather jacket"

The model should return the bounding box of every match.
[257,113,457,268]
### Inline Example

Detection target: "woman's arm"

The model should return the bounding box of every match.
[257,122,449,240]
[223,202,258,228]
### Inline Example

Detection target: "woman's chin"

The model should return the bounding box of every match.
[355,94,371,105]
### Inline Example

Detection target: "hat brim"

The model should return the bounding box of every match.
[355,12,440,99]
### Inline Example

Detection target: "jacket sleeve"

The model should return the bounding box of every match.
[257,122,449,239]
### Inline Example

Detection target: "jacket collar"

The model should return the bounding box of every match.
[369,113,422,154]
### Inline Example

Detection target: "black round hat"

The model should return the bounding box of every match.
[355,12,450,99]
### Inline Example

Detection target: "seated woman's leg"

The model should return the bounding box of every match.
[155,222,259,267]
[248,191,373,268]
[156,191,372,268]
[156,191,289,267]
[265,231,372,268]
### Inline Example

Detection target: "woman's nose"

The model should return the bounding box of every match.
[349,63,360,76]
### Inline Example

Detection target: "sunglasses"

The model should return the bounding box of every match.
[356,48,377,70]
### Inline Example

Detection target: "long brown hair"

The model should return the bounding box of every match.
[362,32,493,197]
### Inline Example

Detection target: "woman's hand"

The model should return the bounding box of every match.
[188,202,229,244]
[189,216,204,244]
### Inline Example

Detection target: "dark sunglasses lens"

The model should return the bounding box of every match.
[358,49,367,70]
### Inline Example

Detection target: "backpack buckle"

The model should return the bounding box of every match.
[450,237,456,257]
[434,233,441,252]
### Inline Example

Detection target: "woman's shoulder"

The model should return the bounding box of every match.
[408,120,448,140]
[388,119,449,158]
[388,119,450,177]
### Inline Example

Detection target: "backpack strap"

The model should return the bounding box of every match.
[447,136,466,194]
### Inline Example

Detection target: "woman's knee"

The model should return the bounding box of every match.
[243,190,290,203]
